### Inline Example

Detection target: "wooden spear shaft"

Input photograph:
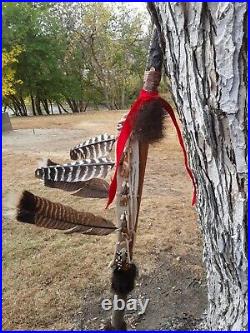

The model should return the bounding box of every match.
[111,294,127,330]
[109,27,162,330]
[129,142,149,258]
[110,142,148,330]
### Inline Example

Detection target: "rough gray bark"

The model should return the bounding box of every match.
[148,2,248,331]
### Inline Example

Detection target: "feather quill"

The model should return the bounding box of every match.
[70,134,115,160]
[46,158,58,166]
[16,190,116,235]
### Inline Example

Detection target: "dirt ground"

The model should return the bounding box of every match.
[2,111,207,330]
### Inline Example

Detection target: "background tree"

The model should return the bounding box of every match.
[2,2,65,115]
[2,2,149,115]
[148,2,247,330]
[56,2,149,110]
[2,46,23,101]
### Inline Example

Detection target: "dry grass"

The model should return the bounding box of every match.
[2,111,203,330]
[11,110,126,130]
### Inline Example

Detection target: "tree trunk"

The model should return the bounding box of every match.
[19,96,28,116]
[10,96,22,116]
[79,100,88,112]
[35,97,43,115]
[57,102,69,114]
[10,95,27,116]
[121,83,126,110]
[41,99,50,115]
[148,2,247,331]
[49,100,54,114]
[57,102,62,114]
[31,95,36,116]
[66,98,79,113]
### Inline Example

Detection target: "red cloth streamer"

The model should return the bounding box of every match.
[106,89,197,208]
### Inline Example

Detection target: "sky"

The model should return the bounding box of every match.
[123,2,150,29]
[127,2,147,11]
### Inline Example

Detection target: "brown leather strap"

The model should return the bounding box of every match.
[143,68,161,91]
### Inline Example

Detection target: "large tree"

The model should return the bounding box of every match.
[148,2,247,331]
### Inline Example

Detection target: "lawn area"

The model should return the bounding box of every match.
[2,111,206,330]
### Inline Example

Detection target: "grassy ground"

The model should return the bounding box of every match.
[2,111,206,330]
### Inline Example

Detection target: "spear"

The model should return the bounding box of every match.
[105,15,197,326]
[105,27,165,330]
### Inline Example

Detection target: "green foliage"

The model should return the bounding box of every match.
[2,2,150,114]
[2,46,23,97]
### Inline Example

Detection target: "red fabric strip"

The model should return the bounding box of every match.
[159,98,197,206]
[106,89,196,208]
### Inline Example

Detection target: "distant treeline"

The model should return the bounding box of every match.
[2,2,150,116]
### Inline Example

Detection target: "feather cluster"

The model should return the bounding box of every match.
[35,134,116,198]
[16,190,116,236]
[70,133,115,160]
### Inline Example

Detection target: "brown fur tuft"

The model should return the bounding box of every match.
[16,209,35,224]
[133,99,166,144]
[17,190,36,212]
[16,191,37,224]
[111,263,138,296]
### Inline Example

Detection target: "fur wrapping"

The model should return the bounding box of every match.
[111,263,138,296]
[133,98,166,144]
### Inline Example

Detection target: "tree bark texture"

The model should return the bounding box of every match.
[148,2,247,331]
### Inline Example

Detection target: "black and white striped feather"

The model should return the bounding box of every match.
[35,157,114,183]
[70,133,115,160]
